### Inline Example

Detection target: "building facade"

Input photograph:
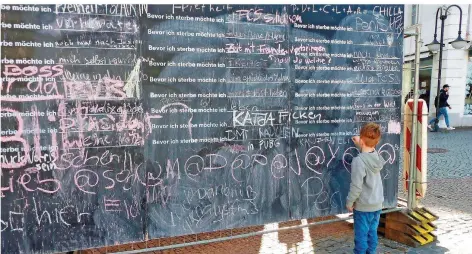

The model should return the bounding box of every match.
[403,4,472,127]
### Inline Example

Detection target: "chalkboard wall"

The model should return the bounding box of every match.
[0,4,404,253]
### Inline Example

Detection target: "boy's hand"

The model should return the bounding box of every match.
[351,136,360,147]
[346,204,353,212]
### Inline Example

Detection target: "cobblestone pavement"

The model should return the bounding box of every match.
[81,128,472,254]
[395,128,472,254]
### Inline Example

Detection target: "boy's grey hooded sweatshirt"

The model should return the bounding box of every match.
[346,151,386,212]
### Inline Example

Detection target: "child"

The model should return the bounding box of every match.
[346,122,386,254]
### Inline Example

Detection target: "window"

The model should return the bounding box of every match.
[465,50,472,115]
[411,5,419,25]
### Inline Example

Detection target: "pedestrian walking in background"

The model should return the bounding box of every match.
[347,123,386,254]
[428,84,455,131]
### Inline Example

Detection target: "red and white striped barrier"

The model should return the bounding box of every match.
[403,99,428,198]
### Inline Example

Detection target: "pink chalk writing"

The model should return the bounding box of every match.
[64,77,127,100]
[387,120,401,134]
[232,9,302,25]
[0,108,30,169]
[2,64,63,77]
[74,169,99,194]
[1,170,61,196]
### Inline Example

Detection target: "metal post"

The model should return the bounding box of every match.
[434,11,446,130]
[407,26,421,210]
[430,5,467,131]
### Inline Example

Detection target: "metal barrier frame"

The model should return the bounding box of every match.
[86,20,423,254]
[404,24,423,210]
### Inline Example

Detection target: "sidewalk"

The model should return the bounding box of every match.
[395,127,472,254]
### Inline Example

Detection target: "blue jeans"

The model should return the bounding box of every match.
[429,107,450,127]
[353,210,381,254]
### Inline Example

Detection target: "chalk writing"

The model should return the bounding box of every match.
[1,4,402,254]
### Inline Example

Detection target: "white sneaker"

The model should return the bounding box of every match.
[428,125,433,131]
[447,127,455,130]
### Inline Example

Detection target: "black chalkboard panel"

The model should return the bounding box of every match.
[1,4,404,253]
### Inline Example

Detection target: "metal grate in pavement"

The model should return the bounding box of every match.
[427,148,448,154]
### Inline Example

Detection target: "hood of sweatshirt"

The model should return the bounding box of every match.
[357,151,386,174]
